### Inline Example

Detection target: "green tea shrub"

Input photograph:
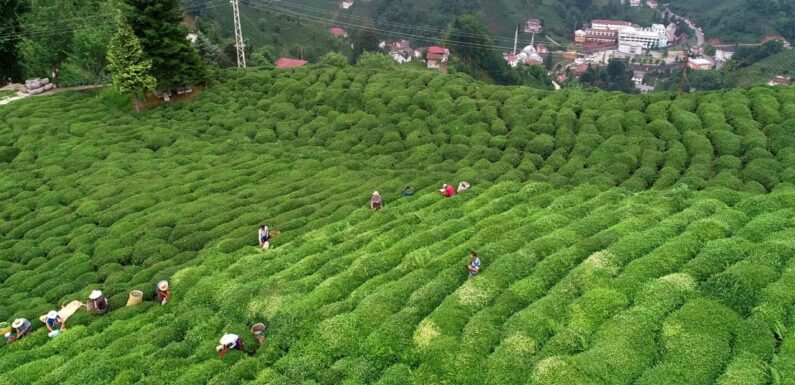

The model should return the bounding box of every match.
[703,261,779,316]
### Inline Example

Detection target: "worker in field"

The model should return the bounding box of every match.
[87,290,109,315]
[258,224,270,250]
[401,185,414,197]
[439,183,456,197]
[44,311,65,333]
[217,333,244,357]
[466,251,481,279]
[155,280,171,305]
[370,191,382,211]
[457,181,471,193]
[8,318,31,342]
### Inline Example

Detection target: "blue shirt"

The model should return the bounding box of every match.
[46,316,61,327]
[471,257,481,271]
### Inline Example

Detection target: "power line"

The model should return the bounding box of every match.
[0,0,229,40]
[231,0,247,68]
[240,0,530,53]
[245,0,553,46]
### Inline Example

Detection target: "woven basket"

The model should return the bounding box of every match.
[126,290,143,306]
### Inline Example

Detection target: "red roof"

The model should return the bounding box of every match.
[275,58,308,68]
[428,46,447,54]
[329,27,347,37]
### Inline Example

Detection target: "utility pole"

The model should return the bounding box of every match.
[679,55,689,92]
[231,0,246,68]
[513,25,518,55]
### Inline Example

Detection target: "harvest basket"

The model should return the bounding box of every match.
[127,290,144,306]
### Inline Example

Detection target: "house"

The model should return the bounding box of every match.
[687,57,714,70]
[666,23,678,43]
[768,75,791,86]
[392,52,411,64]
[186,33,197,43]
[574,30,587,43]
[646,0,658,8]
[340,0,353,9]
[571,63,589,76]
[275,58,308,68]
[524,19,543,33]
[426,46,449,68]
[636,84,655,93]
[556,74,568,84]
[504,54,519,67]
[537,44,549,55]
[618,24,668,53]
[632,71,645,84]
[329,27,348,38]
[629,0,641,7]
[591,19,637,31]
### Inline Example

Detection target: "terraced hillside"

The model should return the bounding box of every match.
[0,66,794,385]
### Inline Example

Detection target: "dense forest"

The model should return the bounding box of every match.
[668,0,795,43]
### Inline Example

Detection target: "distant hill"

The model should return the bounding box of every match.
[733,49,795,86]
[185,0,661,55]
[667,0,795,43]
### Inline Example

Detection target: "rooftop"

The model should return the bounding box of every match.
[275,58,308,68]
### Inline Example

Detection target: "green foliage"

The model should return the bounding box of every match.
[0,66,794,385]
[124,0,206,90]
[107,18,156,110]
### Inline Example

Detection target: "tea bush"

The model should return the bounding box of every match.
[0,66,793,384]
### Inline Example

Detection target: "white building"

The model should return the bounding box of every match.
[591,19,637,31]
[340,0,353,9]
[618,24,668,53]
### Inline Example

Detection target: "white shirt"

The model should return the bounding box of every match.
[220,334,239,346]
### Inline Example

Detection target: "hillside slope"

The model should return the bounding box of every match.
[0,66,795,384]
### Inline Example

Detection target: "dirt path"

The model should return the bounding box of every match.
[0,84,109,106]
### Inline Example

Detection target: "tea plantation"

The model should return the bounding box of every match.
[1,66,795,385]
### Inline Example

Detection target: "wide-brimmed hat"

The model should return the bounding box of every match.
[220,334,238,345]
[215,344,224,352]
[47,310,58,319]
[373,191,380,196]
[12,319,24,328]
[442,184,448,188]
[158,280,169,291]
[89,290,103,300]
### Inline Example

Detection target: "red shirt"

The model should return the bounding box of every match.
[443,185,456,197]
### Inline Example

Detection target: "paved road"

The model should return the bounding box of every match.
[665,8,704,47]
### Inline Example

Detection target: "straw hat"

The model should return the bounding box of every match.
[373,191,380,196]
[89,290,103,300]
[158,280,169,291]
[47,310,58,319]
[220,334,238,345]
[12,319,23,328]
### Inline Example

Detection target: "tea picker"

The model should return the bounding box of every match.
[258,224,270,250]
[43,310,65,336]
[155,280,171,305]
[6,318,31,342]
[87,290,109,315]
[370,191,382,211]
[466,251,481,279]
[250,322,267,345]
[216,333,244,357]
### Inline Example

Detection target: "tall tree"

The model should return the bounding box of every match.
[353,23,379,61]
[107,19,156,112]
[18,0,80,85]
[0,0,27,82]
[123,0,206,91]
[447,14,514,85]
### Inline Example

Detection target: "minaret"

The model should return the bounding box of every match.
[513,25,519,55]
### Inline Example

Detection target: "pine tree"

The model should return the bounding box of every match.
[107,19,156,112]
[124,0,206,91]
[0,0,27,82]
